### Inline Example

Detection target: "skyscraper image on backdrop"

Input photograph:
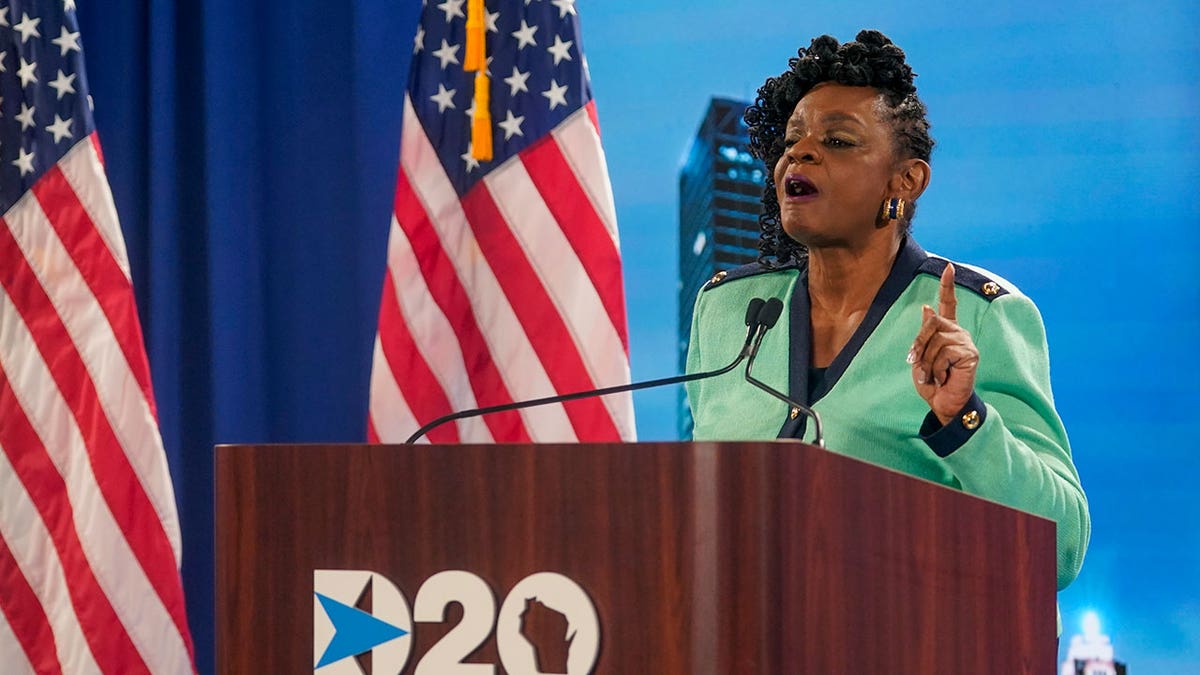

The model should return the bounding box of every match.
[677,98,766,438]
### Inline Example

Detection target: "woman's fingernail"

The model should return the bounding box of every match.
[906,349,917,364]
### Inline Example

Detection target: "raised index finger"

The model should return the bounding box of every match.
[939,263,957,321]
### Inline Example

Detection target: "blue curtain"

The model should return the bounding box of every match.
[77,2,422,670]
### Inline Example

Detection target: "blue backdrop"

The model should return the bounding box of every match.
[78,1,1199,672]
[77,2,418,671]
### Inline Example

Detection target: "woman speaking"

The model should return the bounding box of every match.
[685,30,1089,617]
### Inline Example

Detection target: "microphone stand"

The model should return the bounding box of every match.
[743,298,825,447]
[405,299,769,444]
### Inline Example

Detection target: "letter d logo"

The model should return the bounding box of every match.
[313,570,412,674]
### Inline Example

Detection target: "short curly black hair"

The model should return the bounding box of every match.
[744,29,935,265]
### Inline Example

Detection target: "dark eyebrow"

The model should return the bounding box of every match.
[820,112,865,127]
[786,111,865,130]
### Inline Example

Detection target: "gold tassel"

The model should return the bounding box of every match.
[471,72,493,161]
[464,0,490,160]
[464,0,485,71]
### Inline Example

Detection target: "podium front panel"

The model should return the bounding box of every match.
[215,442,1055,673]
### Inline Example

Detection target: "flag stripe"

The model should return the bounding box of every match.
[383,216,494,443]
[392,170,536,442]
[399,102,576,440]
[553,102,621,246]
[0,467,99,675]
[32,163,158,419]
[485,147,631,392]
[0,280,190,673]
[5,185,181,563]
[483,152,632,438]
[376,270,461,445]
[0,525,61,675]
[367,337,420,445]
[0,370,145,673]
[89,134,106,168]
[461,182,621,440]
[396,127,574,439]
[56,135,131,281]
[521,132,630,353]
[584,100,601,138]
[0,221,192,656]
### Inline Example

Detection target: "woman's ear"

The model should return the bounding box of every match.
[893,158,931,202]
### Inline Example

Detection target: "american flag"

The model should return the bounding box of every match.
[0,1,195,673]
[369,0,635,443]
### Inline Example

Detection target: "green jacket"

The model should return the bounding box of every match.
[686,237,1089,600]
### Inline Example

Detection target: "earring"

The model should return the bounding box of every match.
[885,197,906,221]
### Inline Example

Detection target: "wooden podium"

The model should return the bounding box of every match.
[215,441,1056,673]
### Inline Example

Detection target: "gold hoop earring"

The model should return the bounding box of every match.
[885,197,906,221]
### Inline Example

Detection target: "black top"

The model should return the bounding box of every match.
[808,366,827,403]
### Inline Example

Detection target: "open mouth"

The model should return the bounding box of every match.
[783,175,819,199]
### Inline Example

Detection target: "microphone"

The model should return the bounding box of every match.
[743,297,826,447]
[405,297,772,444]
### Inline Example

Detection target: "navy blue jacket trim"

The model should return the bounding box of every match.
[919,392,988,457]
[777,266,811,438]
[702,259,799,291]
[916,256,1010,302]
